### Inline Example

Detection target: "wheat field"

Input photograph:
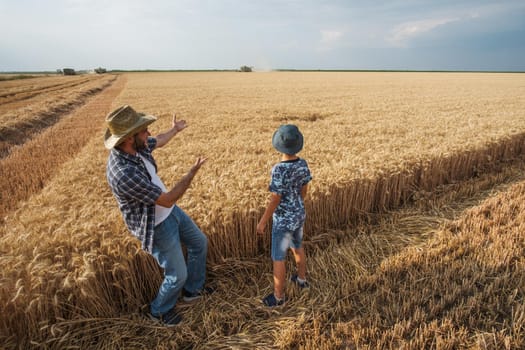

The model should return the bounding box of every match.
[103,72,525,259]
[1,71,525,349]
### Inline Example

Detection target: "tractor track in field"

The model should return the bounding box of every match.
[308,155,525,256]
[0,77,94,102]
[0,75,126,222]
[0,76,118,159]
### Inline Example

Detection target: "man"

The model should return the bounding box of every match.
[105,105,209,326]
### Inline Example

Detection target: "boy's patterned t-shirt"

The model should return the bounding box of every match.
[269,158,312,231]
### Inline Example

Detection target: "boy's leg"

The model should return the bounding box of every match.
[271,225,291,301]
[150,212,188,316]
[172,205,208,294]
[273,260,286,299]
[290,226,307,280]
[291,247,306,280]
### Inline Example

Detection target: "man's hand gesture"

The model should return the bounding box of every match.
[191,157,207,174]
[172,113,187,133]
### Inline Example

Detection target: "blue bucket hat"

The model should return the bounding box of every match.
[272,124,304,154]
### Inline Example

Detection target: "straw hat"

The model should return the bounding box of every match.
[104,105,157,149]
[272,124,304,155]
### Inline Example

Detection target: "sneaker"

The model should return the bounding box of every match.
[290,274,310,289]
[262,293,286,307]
[148,309,182,327]
[182,286,215,302]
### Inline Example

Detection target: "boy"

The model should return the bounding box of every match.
[257,124,312,307]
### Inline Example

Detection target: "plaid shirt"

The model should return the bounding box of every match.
[106,137,162,253]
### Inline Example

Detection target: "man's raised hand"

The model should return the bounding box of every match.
[172,113,188,133]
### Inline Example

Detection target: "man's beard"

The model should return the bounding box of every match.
[133,134,146,151]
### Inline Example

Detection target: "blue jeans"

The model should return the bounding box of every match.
[271,225,304,261]
[150,205,208,316]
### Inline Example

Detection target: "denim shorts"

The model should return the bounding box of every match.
[271,225,304,261]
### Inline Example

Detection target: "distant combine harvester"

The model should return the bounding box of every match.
[56,67,107,75]
[60,68,76,75]
[239,65,253,72]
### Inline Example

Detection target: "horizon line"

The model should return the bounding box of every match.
[1,68,525,74]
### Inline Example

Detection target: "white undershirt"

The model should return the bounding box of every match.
[138,155,173,226]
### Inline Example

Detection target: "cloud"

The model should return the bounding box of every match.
[387,17,460,47]
[321,30,343,44]
[384,1,525,49]
[318,29,343,51]
[1,0,524,71]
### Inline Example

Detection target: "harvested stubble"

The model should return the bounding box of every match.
[0,74,118,157]
[1,72,525,348]
[298,179,525,349]
[0,75,125,220]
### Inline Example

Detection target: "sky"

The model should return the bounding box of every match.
[1,0,524,72]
